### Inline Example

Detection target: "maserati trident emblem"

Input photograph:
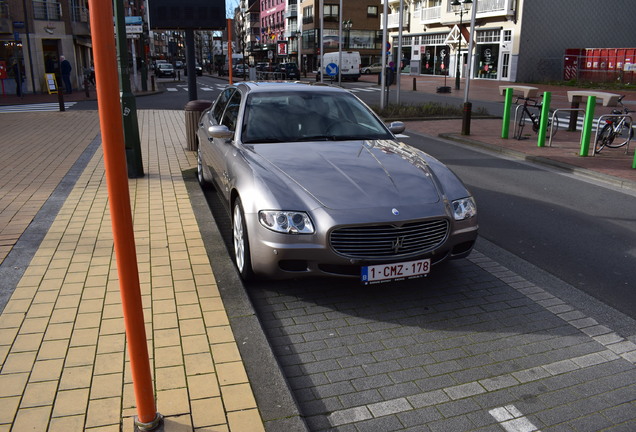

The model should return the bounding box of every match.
[392,208,399,216]
[392,236,405,253]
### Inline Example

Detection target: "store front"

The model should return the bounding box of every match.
[0,39,24,95]
[472,29,511,81]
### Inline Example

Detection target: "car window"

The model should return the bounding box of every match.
[242,91,391,143]
[221,90,242,132]
[211,88,235,124]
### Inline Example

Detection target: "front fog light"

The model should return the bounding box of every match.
[452,197,477,221]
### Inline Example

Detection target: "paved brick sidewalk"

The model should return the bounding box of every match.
[0,110,265,431]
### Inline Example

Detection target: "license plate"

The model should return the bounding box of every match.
[361,259,430,284]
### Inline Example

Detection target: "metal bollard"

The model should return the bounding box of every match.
[413,77,416,91]
[151,75,156,92]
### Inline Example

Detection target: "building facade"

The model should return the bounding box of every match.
[385,0,636,83]
[300,0,383,72]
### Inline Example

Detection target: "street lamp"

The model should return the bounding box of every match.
[342,19,352,50]
[451,0,471,91]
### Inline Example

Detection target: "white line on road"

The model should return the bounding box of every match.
[489,405,541,432]
[0,102,77,113]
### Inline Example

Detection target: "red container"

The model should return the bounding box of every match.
[564,47,636,83]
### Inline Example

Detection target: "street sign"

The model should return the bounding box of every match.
[326,63,339,76]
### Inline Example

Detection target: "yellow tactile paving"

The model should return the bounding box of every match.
[0,110,265,431]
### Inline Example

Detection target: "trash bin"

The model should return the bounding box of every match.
[184,100,212,151]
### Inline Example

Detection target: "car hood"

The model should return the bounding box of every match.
[250,140,442,210]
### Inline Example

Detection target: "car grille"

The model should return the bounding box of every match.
[330,219,450,259]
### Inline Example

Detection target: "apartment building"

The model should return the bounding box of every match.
[299,0,383,72]
[1,0,92,94]
[385,0,636,82]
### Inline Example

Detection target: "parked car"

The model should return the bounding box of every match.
[155,63,176,78]
[184,63,203,76]
[275,62,300,80]
[196,82,478,282]
[316,51,361,81]
[361,63,383,74]
[233,64,248,77]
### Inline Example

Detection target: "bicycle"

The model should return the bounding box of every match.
[594,95,633,154]
[513,96,559,140]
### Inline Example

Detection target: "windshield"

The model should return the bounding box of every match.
[241,91,392,144]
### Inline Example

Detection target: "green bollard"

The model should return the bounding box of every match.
[537,91,551,147]
[502,88,512,139]
[579,95,596,156]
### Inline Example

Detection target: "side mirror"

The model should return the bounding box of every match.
[208,125,234,140]
[388,121,406,135]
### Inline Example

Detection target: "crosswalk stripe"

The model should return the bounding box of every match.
[0,102,77,113]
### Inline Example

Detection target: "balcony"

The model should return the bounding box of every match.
[285,4,297,18]
[380,12,410,29]
[474,0,514,17]
[443,0,513,19]
[416,6,441,24]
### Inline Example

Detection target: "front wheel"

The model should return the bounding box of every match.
[232,198,254,281]
[515,109,528,140]
[546,113,559,139]
[595,124,613,153]
[197,146,212,189]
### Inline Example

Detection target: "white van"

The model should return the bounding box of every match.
[316,51,361,81]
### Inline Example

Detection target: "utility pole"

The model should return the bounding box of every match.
[114,0,144,178]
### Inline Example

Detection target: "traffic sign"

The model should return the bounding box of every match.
[326,62,339,76]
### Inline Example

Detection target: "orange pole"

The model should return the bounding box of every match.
[88,0,159,428]
[228,19,233,85]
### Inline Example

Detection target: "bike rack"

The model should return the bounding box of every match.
[512,101,541,140]
[592,114,633,156]
[547,108,585,147]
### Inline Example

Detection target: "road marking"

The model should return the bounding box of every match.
[489,405,541,432]
[350,87,380,92]
[325,249,636,429]
[166,88,179,92]
[0,102,77,113]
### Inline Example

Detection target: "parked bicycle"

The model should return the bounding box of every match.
[514,96,559,140]
[594,95,633,154]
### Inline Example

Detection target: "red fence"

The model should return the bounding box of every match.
[564,48,636,83]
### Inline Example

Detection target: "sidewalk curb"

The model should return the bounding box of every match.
[439,132,636,193]
[183,169,310,432]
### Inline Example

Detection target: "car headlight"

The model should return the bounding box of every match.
[452,197,477,221]
[259,210,315,234]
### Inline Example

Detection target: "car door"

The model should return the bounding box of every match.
[202,88,234,188]
[207,88,243,202]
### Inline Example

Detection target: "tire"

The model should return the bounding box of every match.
[515,109,527,140]
[197,146,212,189]
[364,69,371,75]
[232,198,254,281]
[605,123,633,148]
[595,124,613,153]
[546,113,559,139]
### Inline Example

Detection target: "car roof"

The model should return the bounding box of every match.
[236,81,348,94]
